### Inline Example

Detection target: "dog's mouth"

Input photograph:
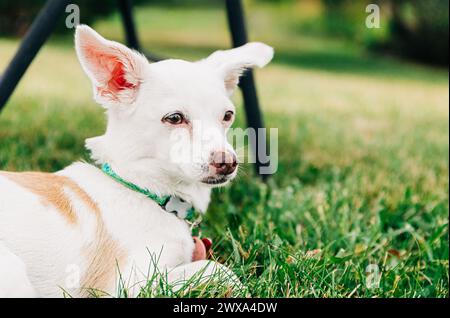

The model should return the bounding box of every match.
[201,176,230,186]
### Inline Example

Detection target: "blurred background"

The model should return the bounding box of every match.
[1,0,449,65]
[0,0,448,297]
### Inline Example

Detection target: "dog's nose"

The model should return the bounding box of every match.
[210,151,237,175]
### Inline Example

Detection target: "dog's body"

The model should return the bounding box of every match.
[0,163,209,297]
[0,26,273,297]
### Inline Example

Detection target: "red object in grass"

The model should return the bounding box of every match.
[202,237,213,252]
[192,237,213,261]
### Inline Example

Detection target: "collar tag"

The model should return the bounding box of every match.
[165,196,193,219]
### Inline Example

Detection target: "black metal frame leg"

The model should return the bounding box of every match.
[118,0,141,51]
[0,0,70,112]
[118,0,163,62]
[225,0,268,179]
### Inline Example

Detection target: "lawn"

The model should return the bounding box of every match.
[0,3,448,297]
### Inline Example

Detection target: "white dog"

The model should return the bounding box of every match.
[0,25,273,297]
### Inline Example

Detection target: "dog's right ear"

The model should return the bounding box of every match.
[75,25,148,107]
[201,42,274,96]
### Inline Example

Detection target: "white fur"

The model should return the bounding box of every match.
[0,25,273,297]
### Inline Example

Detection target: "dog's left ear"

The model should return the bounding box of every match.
[201,42,274,96]
[75,25,148,107]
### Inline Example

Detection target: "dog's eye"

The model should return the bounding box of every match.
[163,112,185,125]
[223,111,234,122]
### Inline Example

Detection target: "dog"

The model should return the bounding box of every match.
[0,25,273,297]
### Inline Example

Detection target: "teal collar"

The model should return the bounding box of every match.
[101,163,199,226]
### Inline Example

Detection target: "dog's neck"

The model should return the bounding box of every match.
[85,136,212,212]
[108,161,211,212]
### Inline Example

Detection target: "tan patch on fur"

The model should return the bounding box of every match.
[0,171,97,224]
[0,170,127,296]
[79,224,127,297]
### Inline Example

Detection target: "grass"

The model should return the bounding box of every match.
[0,3,448,297]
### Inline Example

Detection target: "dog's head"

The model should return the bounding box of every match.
[75,25,273,188]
